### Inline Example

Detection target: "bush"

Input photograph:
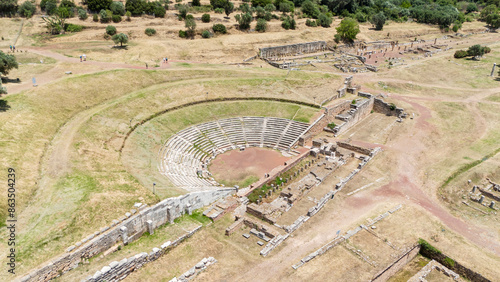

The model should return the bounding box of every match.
[44,0,58,15]
[255,18,267,32]
[100,9,112,23]
[316,13,332,27]
[281,15,296,29]
[178,5,188,19]
[301,0,319,18]
[65,24,84,32]
[202,13,210,22]
[234,12,252,29]
[110,1,125,15]
[126,0,147,16]
[78,8,88,20]
[125,11,132,21]
[305,19,317,27]
[389,103,396,111]
[179,29,187,38]
[264,3,275,12]
[484,46,491,54]
[466,3,477,14]
[93,13,99,22]
[212,23,227,33]
[87,0,112,12]
[202,30,211,38]
[18,1,36,18]
[214,8,224,13]
[467,44,485,57]
[192,0,201,6]
[106,25,117,35]
[145,28,156,36]
[327,122,336,129]
[112,15,122,22]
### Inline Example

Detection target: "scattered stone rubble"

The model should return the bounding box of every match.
[169,257,217,282]
[84,225,202,282]
[292,204,402,269]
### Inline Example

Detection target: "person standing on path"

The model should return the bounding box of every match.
[146,63,148,69]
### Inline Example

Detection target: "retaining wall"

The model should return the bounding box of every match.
[337,142,372,155]
[371,245,421,282]
[19,189,235,282]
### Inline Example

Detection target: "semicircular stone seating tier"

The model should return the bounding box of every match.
[158,117,311,192]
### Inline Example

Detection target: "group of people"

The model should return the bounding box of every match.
[9,45,16,52]
[79,54,87,62]
[162,57,168,63]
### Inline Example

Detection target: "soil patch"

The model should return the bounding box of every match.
[209,147,291,187]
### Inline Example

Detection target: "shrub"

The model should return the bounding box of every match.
[112,15,122,22]
[317,13,332,27]
[212,23,227,33]
[351,99,356,104]
[178,5,188,19]
[306,19,317,27]
[454,50,468,58]
[264,3,275,12]
[389,103,396,111]
[44,0,58,15]
[106,25,117,35]
[78,8,88,20]
[65,24,84,32]
[87,0,112,12]
[110,1,125,15]
[125,11,132,21]
[202,30,211,38]
[467,44,485,57]
[466,3,477,14]
[179,29,187,38]
[327,122,336,129]
[234,12,252,29]
[192,0,201,6]
[202,13,210,22]
[100,9,112,23]
[214,8,224,13]
[18,1,36,18]
[301,0,319,18]
[355,11,367,23]
[281,15,296,29]
[93,14,99,22]
[145,28,156,36]
[484,46,491,54]
[255,18,267,32]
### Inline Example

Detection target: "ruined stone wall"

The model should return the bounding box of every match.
[335,97,374,135]
[20,189,235,282]
[337,142,372,155]
[300,101,352,144]
[373,98,404,117]
[259,41,327,60]
[371,245,421,282]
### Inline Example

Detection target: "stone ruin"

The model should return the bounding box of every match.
[169,257,217,282]
[259,41,327,60]
[468,178,500,210]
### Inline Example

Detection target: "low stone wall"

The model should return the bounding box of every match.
[333,97,374,135]
[170,257,217,282]
[371,244,421,282]
[337,142,372,155]
[19,189,235,282]
[85,225,202,282]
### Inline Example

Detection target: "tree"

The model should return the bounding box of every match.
[466,3,478,14]
[99,9,112,22]
[251,0,271,7]
[0,0,18,16]
[223,0,234,17]
[255,18,267,32]
[106,25,117,35]
[87,0,112,12]
[44,0,58,15]
[18,1,36,18]
[125,0,146,16]
[112,33,128,46]
[370,12,386,30]
[192,0,201,6]
[301,0,319,18]
[480,5,497,21]
[264,3,275,12]
[110,1,125,15]
[185,14,196,38]
[486,13,500,28]
[202,13,210,22]
[234,12,252,29]
[42,7,71,34]
[0,51,19,76]
[467,44,485,58]
[336,17,359,43]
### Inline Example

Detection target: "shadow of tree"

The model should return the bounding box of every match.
[0,100,11,112]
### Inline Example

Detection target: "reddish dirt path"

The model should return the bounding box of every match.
[210,147,290,186]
